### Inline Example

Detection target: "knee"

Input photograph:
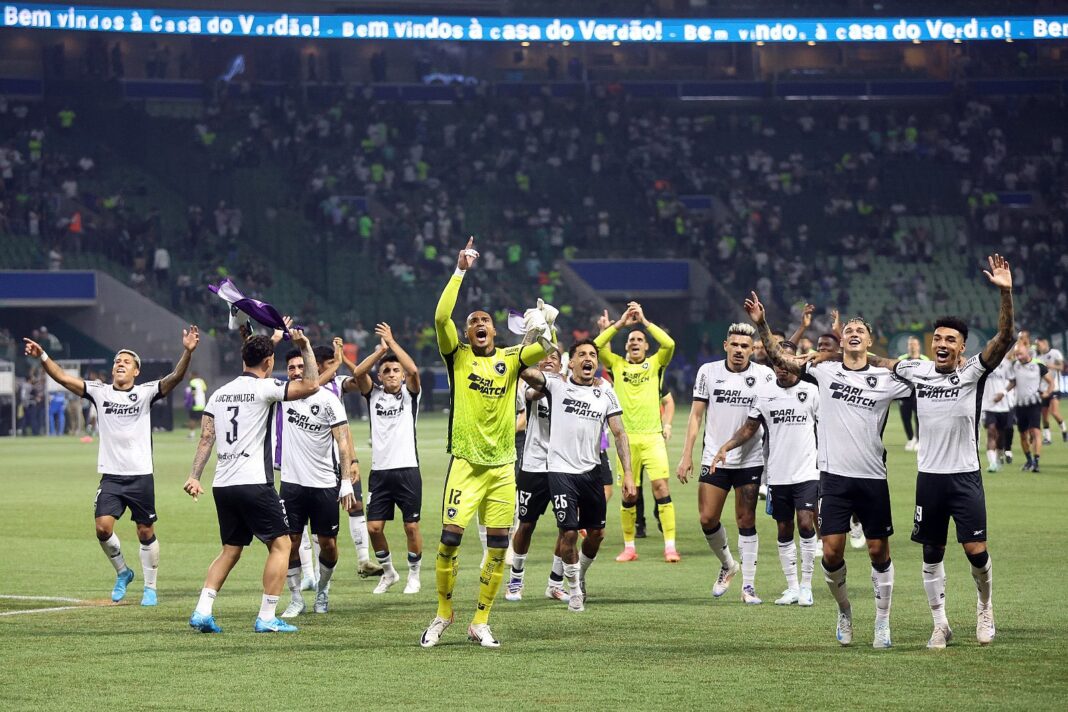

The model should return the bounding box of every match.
[699,515,720,530]
[439,529,463,548]
[651,479,669,498]
[135,524,154,540]
[736,512,756,529]
[559,530,578,546]
[348,501,364,515]
[95,523,113,541]
[403,522,420,537]
[866,539,889,564]
[366,521,385,536]
[922,544,945,564]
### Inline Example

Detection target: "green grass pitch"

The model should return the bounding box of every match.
[1,405,1065,710]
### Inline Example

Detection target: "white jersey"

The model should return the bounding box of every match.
[1010,359,1049,406]
[324,376,350,418]
[205,374,287,487]
[981,359,1013,413]
[280,388,346,487]
[1037,348,1063,371]
[803,361,913,479]
[521,389,551,473]
[366,384,420,470]
[895,355,990,474]
[543,376,622,475]
[83,379,163,476]
[692,360,774,468]
[746,379,820,485]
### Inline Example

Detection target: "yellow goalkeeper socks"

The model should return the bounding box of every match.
[472,547,506,625]
[656,496,677,545]
[435,542,459,620]
[620,504,637,546]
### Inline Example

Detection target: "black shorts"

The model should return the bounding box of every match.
[912,471,987,546]
[548,470,607,531]
[596,450,613,486]
[367,467,422,523]
[94,474,157,525]
[514,431,526,476]
[983,410,1011,431]
[188,409,204,422]
[699,465,763,492]
[516,469,553,524]
[766,481,819,523]
[1015,403,1042,431]
[280,481,340,537]
[818,472,893,539]
[213,484,290,547]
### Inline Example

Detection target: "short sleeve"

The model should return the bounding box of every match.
[143,380,164,404]
[320,393,345,427]
[746,401,761,420]
[960,355,988,383]
[516,388,525,414]
[893,359,923,382]
[693,366,710,402]
[203,392,217,418]
[604,384,622,418]
[82,380,104,402]
[259,377,288,403]
[800,361,821,385]
[1038,363,1049,378]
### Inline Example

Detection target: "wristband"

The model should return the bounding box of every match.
[40,352,49,363]
[453,267,466,278]
[339,479,354,498]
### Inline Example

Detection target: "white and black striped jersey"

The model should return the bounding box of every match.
[83,379,163,476]
[746,379,819,485]
[521,389,551,473]
[802,361,913,479]
[280,389,346,488]
[205,374,287,487]
[692,360,774,468]
[366,384,420,471]
[981,359,1013,414]
[543,376,622,475]
[1011,359,1049,406]
[895,355,990,474]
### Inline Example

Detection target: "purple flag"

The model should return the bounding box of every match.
[209,278,291,338]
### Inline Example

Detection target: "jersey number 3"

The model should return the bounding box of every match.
[225,406,240,444]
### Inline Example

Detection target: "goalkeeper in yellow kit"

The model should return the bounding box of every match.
[595,302,679,563]
[420,238,549,649]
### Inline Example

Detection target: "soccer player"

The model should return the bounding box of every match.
[982,353,1015,472]
[594,303,678,562]
[879,254,1015,649]
[352,323,424,595]
[746,294,912,648]
[1008,344,1056,472]
[186,371,208,440]
[898,336,927,452]
[710,340,820,607]
[505,350,571,603]
[23,328,199,605]
[520,340,637,612]
[677,324,774,604]
[1035,337,1066,443]
[277,345,358,617]
[184,329,321,634]
[816,333,841,354]
[419,238,549,649]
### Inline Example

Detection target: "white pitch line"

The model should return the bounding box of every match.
[0,595,85,603]
[0,605,94,617]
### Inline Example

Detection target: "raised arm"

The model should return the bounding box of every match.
[284,328,320,400]
[519,367,547,391]
[159,326,200,396]
[980,254,1015,368]
[183,414,216,500]
[790,304,815,346]
[376,322,421,393]
[711,418,761,471]
[593,307,633,370]
[316,338,343,386]
[352,342,387,396]
[676,399,706,484]
[436,238,478,356]
[607,413,636,500]
[23,338,85,396]
[744,291,803,376]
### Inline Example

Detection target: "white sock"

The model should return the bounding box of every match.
[478,523,488,553]
[739,531,759,587]
[407,552,422,576]
[872,561,894,623]
[664,538,675,550]
[986,450,998,469]
[922,561,948,627]
[622,539,635,550]
[549,555,564,588]
[1060,421,1067,434]
[511,553,528,577]
[299,530,315,579]
[349,515,369,564]
[376,551,397,578]
[317,559,335,593]
[139,537,159,590]
[257,593,280,622]
[799,534,818,589]
[312,534,321,572]
[704,525,735,569]
[195,587,217,616]
[823,561,850,612]
[777,539,799,591]
[99,533,127,573]
[286,566,302,602]
[563,562,581,595]
[579,551,595,582]
[972,558,993,609]
[1043,427,1051,440]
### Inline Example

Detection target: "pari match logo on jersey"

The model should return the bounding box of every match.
[101,394,141,416]
[285,406,331,432]
[712,379,757,405]
[621,361,653,385]
[562,396,603,419]
[466,361,509,396]
[374,397,406,418]
[829,373,879,408]
[769,407,809,424]
[916,373,962,400]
